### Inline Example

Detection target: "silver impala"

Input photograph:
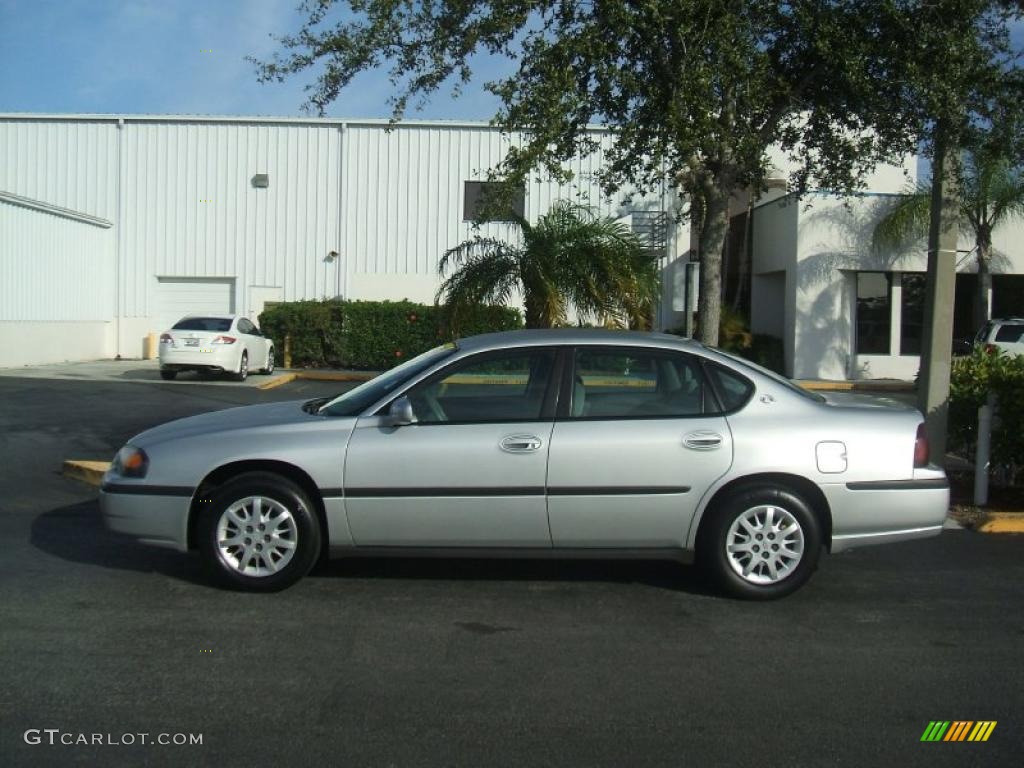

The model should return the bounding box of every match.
[101,329,949,599]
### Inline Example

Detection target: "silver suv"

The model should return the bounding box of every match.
[975,318,1024,357]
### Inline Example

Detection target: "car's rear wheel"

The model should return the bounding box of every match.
[159,369,177,381]
[700,485,821,600]
[259,347,275,375]
[232,352,248,382]
[198,472,321,591]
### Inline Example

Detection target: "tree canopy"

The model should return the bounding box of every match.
[254,1,1023,346]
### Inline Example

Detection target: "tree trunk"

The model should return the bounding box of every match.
[523,293,546,329]
[974,228,992,332]
[697,188,730,347]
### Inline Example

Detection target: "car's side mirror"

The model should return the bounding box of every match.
[384,396,416,427]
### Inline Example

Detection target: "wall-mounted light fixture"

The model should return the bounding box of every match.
[325,250,340,263]
[251,174,270,188]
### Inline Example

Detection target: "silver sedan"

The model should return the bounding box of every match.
[101,329,949,599]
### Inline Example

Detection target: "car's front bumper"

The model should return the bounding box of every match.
[100,482,192,552]
[823,467,950,553]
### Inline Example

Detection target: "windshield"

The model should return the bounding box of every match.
[710,348,825,403]
[319,345,457,417]
[172,317,233,332]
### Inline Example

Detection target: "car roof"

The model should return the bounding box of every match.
[176,314,237,321]
[455,328,703,352]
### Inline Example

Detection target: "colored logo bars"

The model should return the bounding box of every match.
[921,721,997,742]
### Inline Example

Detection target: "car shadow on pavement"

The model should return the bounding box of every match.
[31,500,718,595]
[317,555,717,596]
[30,500,208,586]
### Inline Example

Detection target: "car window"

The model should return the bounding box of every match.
[171,317,232,332]
[569,348,709,419]
[994,324,1024,343]
[320,346,456,417]
[976,321,995,343]
[238,318,254,334]
[705,363,756,412]
[408,350,555,424]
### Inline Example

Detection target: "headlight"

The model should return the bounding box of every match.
[112,445,149,478]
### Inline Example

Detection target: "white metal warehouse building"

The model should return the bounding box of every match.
[3,112,1022,377]
[0,113,680,368]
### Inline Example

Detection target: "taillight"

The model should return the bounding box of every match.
[211,335,237,345]
[159,333,173,344]
[914,423,929,467]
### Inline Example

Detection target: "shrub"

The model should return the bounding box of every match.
[259,299,522,370]
[949,347,1024,467]
[258,300,345,368]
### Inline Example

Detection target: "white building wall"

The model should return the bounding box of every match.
[0,114,675,365]
[0,198,115,367]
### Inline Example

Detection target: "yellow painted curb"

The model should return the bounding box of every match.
[257,372,297,390]
[796,380,915,392]
[257,370,377,390]
[977,513,1024,534]
[62,460,110,488]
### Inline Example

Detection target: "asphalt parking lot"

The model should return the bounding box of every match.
[0,374,1022,767]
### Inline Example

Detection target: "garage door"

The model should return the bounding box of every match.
[155,277,235,332]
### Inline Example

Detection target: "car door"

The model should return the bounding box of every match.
[343,347,560,547]
[546,346,735,548]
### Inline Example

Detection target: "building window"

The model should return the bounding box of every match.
[855,272,891,354]
[899,273,926,355]
[463,181,525,222]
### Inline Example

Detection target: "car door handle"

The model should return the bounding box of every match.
[500,435,543,453]
[683,431,723,450]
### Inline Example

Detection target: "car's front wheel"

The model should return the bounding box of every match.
[700,485,821,600]
[159,369,177,381]
[259,347,274,375]
[198,472,321,591]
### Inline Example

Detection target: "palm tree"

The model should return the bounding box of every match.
[872,154,1024,332]
[437,201,660,330]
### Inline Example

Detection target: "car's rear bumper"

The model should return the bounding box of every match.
[823,468,950,553]
[100,483,192,552]
[159,346,237,372]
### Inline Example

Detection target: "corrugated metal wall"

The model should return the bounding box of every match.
[0,115,668,331]
[0,200,114,322]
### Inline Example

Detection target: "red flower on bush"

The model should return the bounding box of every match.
[408,312,418,323]
[394,350,403,358]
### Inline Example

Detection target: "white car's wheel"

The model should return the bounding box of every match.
[259,347,275,375]
[700,485,822,600]
[198,472,321,591]
[232,351,248,382]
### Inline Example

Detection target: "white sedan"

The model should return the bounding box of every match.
[158,315,274,382]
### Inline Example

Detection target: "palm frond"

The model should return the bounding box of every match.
[871,185,932,252]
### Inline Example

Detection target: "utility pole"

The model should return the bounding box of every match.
[917,129,960,463]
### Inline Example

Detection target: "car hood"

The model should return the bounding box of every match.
[131,400,321,447]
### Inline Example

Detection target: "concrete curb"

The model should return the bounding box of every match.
[62,460,110,488]
[257,370,377,391]
[796,380,916,392]
[977,513,1024,534]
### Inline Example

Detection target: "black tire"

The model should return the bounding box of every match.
[160,369,177,381]
[259,347,275,375]
[232,352,248,382]
[197,471,321,592]
[699,485,822,600]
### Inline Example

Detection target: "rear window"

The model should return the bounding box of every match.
[705,363,755,412]
[172,317,232,332]
[994,324,1024,343]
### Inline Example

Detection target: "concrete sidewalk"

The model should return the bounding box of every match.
[0,358,375,389]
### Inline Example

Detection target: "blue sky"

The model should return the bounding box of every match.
[0,0,509,119]
[1,1,1021,122]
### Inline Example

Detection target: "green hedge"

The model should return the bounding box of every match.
[259,299,522,370]
[949,347,1024,467]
